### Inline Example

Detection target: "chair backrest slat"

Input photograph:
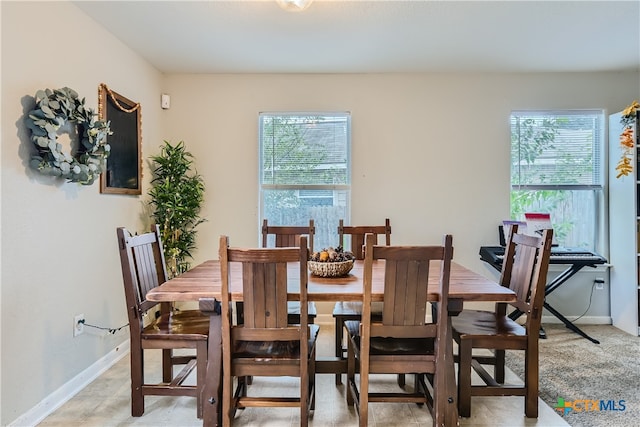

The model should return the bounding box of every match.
[338,218,391,259]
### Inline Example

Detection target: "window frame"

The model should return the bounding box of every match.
[509,109,606,252]
[258,111,352,247]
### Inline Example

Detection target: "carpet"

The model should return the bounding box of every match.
[504,324,640,427]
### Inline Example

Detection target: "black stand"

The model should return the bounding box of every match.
[539,263,600,344]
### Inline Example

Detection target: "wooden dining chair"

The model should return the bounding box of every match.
[452,225,553,418]
[261,218,317,325]
[261,218,315,253]
[116,226,209,418]
[337,218,391,259]
[332,218,391,384]
[345,232,454,427]
[218,235,319,426]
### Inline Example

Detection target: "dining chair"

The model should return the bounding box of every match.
[452,225,553,418]
[261,218,315,253]
[345,232,454,427]
[261,218,317,325]
[332,218,391,384]
[116,226,209,418]
[218,235,319,426]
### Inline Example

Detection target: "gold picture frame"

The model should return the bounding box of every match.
[98,83,142,195]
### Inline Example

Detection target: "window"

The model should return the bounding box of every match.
[259,112,351,249]
[510,110,604,250]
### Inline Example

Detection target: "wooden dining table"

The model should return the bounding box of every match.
[147,259,515,427]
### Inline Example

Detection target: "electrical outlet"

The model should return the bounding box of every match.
[595,278,605,290]
[74,314,85,337]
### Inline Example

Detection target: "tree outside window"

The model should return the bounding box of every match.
[510,111,604,249]
[260,113,351,248]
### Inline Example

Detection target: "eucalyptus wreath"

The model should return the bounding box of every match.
[25,87,111,185]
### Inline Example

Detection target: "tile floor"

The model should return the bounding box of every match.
[38,325,568,426]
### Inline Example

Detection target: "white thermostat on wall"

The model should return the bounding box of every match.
[161,94,171,109]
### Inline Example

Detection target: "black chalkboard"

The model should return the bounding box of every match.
[99,84,141,195]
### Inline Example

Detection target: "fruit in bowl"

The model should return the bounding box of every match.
[308,246,355,277]
[309,246,355,262]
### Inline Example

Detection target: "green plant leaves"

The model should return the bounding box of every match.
[148,140,206,277]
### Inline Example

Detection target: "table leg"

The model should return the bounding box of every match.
[335,316,344,385]
[200,299,222,427]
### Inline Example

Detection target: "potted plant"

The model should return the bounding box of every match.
[148,140,205,277]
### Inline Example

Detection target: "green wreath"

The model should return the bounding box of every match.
[25,87,111,185]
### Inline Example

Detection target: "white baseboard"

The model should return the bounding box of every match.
[541,315,611,325]
[8,340,130,427]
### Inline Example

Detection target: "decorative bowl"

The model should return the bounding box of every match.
[308,260,354,277]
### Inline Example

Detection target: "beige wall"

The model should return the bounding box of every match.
[162,72,637,322]
[2,1,639,425]
[1,2,164,424]
[162,72,637,268]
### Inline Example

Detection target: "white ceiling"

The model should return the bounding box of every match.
[74,0,640,74]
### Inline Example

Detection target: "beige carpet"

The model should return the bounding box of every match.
[504,324,639,427]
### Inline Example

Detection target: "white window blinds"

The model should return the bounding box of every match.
[260,113,350,187]
[510,110,603,190]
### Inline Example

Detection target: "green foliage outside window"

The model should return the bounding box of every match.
[261,115,347,213]
[260,113,350,248]
[262,116,329,209]
[510,113,600,248]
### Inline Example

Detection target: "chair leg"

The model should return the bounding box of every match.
[525,389,539,417]
[300,364,309,427]
[196,341,207,419]
[346,338,355,406]
[412,374,424,407]
[334,316,344,385]
[240,376,248,397]
[495,349,505,383]
[130,345,145,417]
[310,347,316,410]
[397,373,406,387]
[162,349,172,383]
[236,376,247,395]
[457,338,472,418]
[524,349,539,418]
[222,366,233,426]
[415,374,429,406]
[359,360,369,427]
